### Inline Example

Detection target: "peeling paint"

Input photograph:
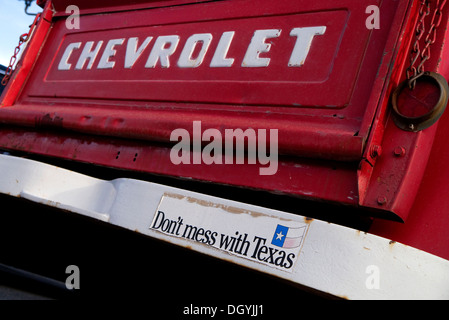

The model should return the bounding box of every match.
[163,192,292,220]
[304,217,314,224]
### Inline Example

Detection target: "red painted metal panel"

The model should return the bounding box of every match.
[35,10,350,107]
[358,0,449,222]
[0,126,360,206]
[367,14,449,261]
[3,0,448,228]
[50,0,218,16]
[0,2,53,107]
[1,0,401,161]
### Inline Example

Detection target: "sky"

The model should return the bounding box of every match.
[0,0,42,67]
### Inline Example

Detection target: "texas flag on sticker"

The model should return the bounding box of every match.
[271,224,307,249]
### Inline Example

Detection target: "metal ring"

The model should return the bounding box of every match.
[391,72,449,132]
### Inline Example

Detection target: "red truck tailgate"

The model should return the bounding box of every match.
[1,0,448,223]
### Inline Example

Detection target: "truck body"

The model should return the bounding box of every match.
[1,0,449,300]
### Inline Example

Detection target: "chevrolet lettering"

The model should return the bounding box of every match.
[57,27,326,71]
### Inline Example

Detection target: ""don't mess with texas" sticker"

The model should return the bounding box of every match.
[149,193,309,272]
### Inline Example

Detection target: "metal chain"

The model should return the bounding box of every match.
[406,0,447,89]
[1,13,41,86]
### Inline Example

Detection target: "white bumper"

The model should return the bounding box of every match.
[0,153,448,300]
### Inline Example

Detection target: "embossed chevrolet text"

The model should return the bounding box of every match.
[57,27,326,71]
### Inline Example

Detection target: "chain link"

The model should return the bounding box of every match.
[1,13,41,86]
[406,0,447,89]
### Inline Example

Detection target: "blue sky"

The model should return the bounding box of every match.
[0,0,42,66]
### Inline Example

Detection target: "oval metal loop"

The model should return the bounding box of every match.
[391,72,449,132]
[19,33,29,43]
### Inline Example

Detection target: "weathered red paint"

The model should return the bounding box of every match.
[2,0,396,161]
[1,0,449,260]
[357,0,449,224]
[369,9,449,260]
[0,1,53,107]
